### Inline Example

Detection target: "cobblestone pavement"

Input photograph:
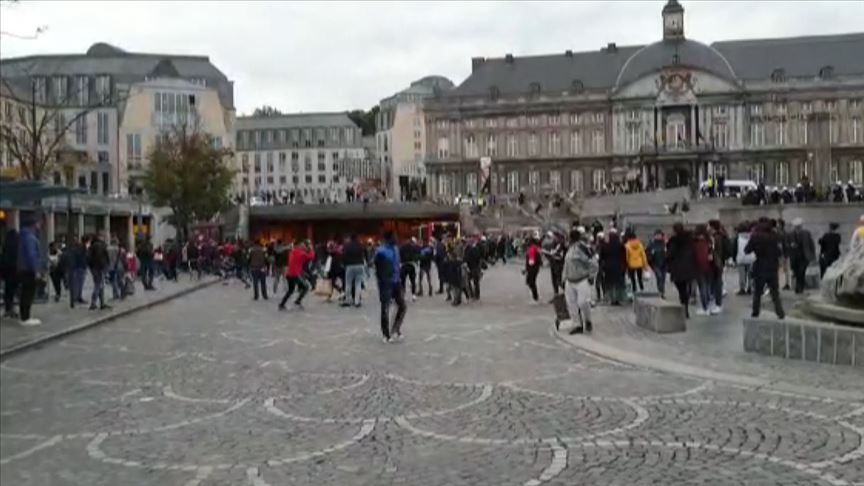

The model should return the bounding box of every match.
[1,266,862,485]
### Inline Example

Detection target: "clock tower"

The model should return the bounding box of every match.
[662,0,685,40]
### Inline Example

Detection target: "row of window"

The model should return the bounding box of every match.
[436,168,599,196]
[240,151,344,174]
[750,99,862,116]
[236,126,357,150]
[30,75,112,106]
[436,112,606,131]
[241,174,342,187]
[437,130,606,159]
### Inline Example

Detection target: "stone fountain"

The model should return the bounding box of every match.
[806,241,864,325]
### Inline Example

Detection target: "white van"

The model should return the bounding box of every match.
[700,179,757,197]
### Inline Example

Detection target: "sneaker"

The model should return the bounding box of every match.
[89,304,97,310]
[277,304,286,311]
[585,321,593,332]
[20,318,42,327]
[556,319,572,331]
[695,308,708,316]
[100,305,112,311]
[392,333,403,342]
[411,295,416,302]
[709,305,722,315]
[569,326,584,335]
[382,337,391,344]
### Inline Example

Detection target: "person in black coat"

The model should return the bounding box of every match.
[1,229,19,319]
[745,218,785,319]
[818,223,841,278]
[665,223,697,318]
[599,230,627,305]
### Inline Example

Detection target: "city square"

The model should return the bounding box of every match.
[1,265,862,485]
[1,0,864,484]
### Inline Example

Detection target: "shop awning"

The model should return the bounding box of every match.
[0,181,86,206]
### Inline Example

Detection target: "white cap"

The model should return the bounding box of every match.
[792,217,804,226]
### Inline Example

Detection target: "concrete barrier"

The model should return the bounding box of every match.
[743,317,864,366]
[634,296,686,333]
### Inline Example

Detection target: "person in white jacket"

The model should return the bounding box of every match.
[562,228,598,334]
[734,221,756,295]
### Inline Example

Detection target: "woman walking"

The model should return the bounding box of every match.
[524,236,542,304]
[666,223,697,318]
[599,230,627,305]
[624,230,648,294]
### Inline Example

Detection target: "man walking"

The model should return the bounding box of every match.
[278,240,314,310]
[374,231,407,342]
[271,240,288,294]
[745,218,785,319]
[818,223,842,278]
[87,232,111,311]
[418,240,434,297]
[787,218,815,294]
[434,236,447,294]
[16,218,42,326]
[562,228,597,334]
[107,236,121,300]
[399,237,419,301]
[342,234,367,307]
[248,239,269,301]
[544,232,566,300]
[68,236,88,307]
[137,236,155,291]
[463,236,483,301]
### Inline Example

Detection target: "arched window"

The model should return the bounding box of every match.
[571,79,584,93]
[819,66,834,80]
[771,68,785,83]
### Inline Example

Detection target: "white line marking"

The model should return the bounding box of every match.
[0,434,63,465]
[183,466,213,486]
[524,439,567,486]
[162,385,231,404]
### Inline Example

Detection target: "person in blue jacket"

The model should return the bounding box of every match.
[17,218,42,326]
[374,231,407,343]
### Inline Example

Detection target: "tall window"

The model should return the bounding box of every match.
[548,132,561,155]
[751,122,765,147]
[713,123,728,149]
[592,130,604,153]
[95,75,111,104]
[549,170,561,192]
[800,160,810,179]
[344,128,354,144]
[126,133,141,162]
[528,170,539,193]
[850,160,863,185]
[667,116,686,147]
[437,173,453,197]
[486,134,497,157]
[76,76,89,105]
[800,119,809,145]
[267,152,275,172]
[437,136,450,158]
[830,118,839,144]
[829,161,839,183]
[97,112,109,145]
[776,120,786,146]
[75,114,87,144]
[775,161,790,186]
[32,77,47,104]
[465,134,478,158]
[53,76,68,104]
[570,170,583,195]
[291,152,300,172]
[279,152,287,172]
[592,169,606,192]
[853,118,861,144]
[466,172,478,195]
[253,153,261,172]
[507,171,519,193]
[528,133,539,156]
[626,125,640,152]
[317,152,326,171]
[570,131,581,155]
[507,134,518,157]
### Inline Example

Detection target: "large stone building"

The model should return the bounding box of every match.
[0,42,235,196]
[376,76,454,201]
[234,113,364,203]
[423,0,864,200]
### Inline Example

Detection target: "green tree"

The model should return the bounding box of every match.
[142,125,234,242]
[252,105,284,117]
[347,105,379,136]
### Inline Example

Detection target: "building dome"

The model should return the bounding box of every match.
[86,42,127,57]
[615,38,737,89]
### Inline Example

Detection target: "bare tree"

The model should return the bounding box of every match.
[0,65,117,183]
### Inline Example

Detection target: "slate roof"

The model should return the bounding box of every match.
[448,32,864,97]
[236,112,359,130]
[0,43,234,108]
[712,33,864,81]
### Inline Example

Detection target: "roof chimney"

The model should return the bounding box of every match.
[565,50,573,58]
[471,57,486,72]
[605,42,618,53]
[505,53,514,64]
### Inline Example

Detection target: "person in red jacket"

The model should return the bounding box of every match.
[524,235,542,303]
[278,240,315,310]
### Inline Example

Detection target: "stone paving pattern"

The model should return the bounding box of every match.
[1,265,862,485]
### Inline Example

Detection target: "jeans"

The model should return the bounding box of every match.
[90,269,106,307]
[791,258,808,294]
[141,260,154,289]
[49,269,64,300]
[435,261,445,293]
[525,265,540,301]
[400,263,417,296]
[109,270,122,299]
[628,268,644,293]
[711,271,724,307]
[752,273,785,319]
[2,274,18,315]
[673,279,691,318]
[418,266,432,296]
[18,271,36,321]
[737,264,752,293]
[651,266,666,297]
[69,267,86,305]
[345,264,366,305]
[564,279,591,328]
[378,280,406,339]
[550,261,564,295]
[696,275,712,310]
[272,265,286,293]
[251,269,268,300]
[467,267,481,300]
[279,276,309,307]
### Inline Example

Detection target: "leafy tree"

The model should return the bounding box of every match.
[252,105,284,117]
[142,124,234,242]
[347,105,379,136]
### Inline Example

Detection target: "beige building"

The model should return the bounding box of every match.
[234,113,364,203]
[424,0,864,200]
[0,42,235,196]
[376,76,453,201]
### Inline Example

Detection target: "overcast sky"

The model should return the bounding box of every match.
[2,0,862,114]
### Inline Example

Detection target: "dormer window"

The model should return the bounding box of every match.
[771,69,785,83]
[489,85,500,100]
[819,65,834,80]
[529,82,541,95]
[571,79,584,93]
